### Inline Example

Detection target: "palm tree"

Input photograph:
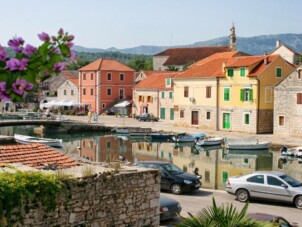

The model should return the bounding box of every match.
[177,198,272,227]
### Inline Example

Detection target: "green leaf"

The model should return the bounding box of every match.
[59,44,70,58]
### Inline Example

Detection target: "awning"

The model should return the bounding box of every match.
[114,101,132,108]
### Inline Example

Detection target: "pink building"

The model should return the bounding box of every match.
[79,59,135,114]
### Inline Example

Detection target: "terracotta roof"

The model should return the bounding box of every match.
[0,144,78,169]
[79,59,135,71]
[154,46,232,66]
[248,55,279,76]
[134,72,180,90]
[141,70,171,77]
[225,56,267,67]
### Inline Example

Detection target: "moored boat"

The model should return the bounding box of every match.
[128,128,152,137]
[225,138,271,150]
[195,137,224,146]
[14,134,63,148]
[150,132,186,141]
[172,133,206,143]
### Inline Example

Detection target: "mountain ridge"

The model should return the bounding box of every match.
[73,33,302,56]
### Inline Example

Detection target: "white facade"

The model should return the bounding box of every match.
[57,80,79,103]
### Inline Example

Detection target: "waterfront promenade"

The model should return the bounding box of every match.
[66,115,302,148]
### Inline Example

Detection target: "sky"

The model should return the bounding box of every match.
[0,0,301,49]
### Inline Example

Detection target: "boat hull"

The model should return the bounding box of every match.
[226,142,271,150]
[14,134,63,148]
[172,133,206,143]
[196,137,223,146]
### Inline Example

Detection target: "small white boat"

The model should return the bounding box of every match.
[14,134,63,147]
[195,137,224,146]
[225,138,271,150]
[172,133,206,143]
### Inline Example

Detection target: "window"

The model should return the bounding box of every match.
[107,73,112,80]
[279,116,285,126]
[297,93,302,104]
[160,107,165,119]
[240,88,253,102]
[184,86,189,97]
[276,67,282,77]
[299,70,302,79]
[64,90,66,95]
[106,141,111,149]
[244,113,250,125]
[166,78,171,86]
[247,175,264,184]
[83,88,86,95]
[83,73,86,80]
[120,73,124,81]
[138,95,143,102]
[227,68,234,77]
[161,92,165,99]
[71,90,74,96]
[206,111,211,120]
[240,67,246,77]
[90,88,94,96]
[107,88,112,96]
[147,96,153,103]
[222,171,228,184]
[267,176,284,187]
[180,109,184,118]
[224,88,230,101]
[205,170,210,182]
[169,91,173,99]
[206,86,211,98]
[102,103,106,109]
[91,73,93,80]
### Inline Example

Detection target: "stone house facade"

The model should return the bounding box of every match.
[57,74,79,103]
[79,59,135,114]
[274,64,302,138]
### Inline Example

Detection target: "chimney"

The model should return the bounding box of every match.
[264,56,269,65]
[276,40,281,48]
[222,62,226,74]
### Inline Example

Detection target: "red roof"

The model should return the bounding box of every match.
[134,72,180,90]
[0,144,78,169]
[154,46,232,66]
[79,59,135,71]
[63,73,79,87]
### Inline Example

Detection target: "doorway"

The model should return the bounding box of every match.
[191,111,199,125]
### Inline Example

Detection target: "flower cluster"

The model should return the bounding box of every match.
[0,28,75,102]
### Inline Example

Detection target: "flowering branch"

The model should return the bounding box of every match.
[0,28,75,102]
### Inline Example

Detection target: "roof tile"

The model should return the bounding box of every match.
[79,59,135,71]
[134,72,180,90]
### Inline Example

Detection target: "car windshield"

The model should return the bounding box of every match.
[280,174,302,187]
[162,163,184,175]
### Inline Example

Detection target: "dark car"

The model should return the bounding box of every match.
[106,109,115,115]
[135,161,201,194]
[160,194,182,221]
[136,113,159,122]
[248,213,298,227]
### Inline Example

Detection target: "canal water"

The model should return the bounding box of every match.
[1,125,302,190]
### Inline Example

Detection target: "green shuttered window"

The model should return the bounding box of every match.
[161,92,165,99]
[240,88,253,101]
[276,68,282,77]
[224,88,230,101]
[227,68,234,77]
[240,67,246,77]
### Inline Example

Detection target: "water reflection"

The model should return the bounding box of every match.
[1,125,302,190]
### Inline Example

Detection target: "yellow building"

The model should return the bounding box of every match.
[219,55,294,133]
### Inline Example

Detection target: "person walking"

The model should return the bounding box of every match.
[93,111,98,123]
[87,110,92,123]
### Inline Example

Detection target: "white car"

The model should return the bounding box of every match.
[225,171,302,209]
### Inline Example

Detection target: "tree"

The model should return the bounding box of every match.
[166,64,179,71]
[126,57,153,71]
[177,198,271,227]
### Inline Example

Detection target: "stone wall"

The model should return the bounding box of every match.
[257,109,273,134]
[153,56,169,71]
[8,170,160,227]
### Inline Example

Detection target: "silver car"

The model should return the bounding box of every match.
[225,171,302,209]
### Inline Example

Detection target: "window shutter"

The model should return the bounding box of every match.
[224,88,230,101]
[150,96,153,103]
[240,89,244,101]
[249,89,253,101]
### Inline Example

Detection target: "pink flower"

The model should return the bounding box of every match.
[5,58,28,71]
[53,62,65,73]
[22,44,37,56]
[0,45,8,61]
[38,32,50,42]
[12,79,33,96]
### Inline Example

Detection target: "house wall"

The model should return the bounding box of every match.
[6,170,160,227]
[159,90,174,121]
[132,89,158,117]
[57,80,79,103]
[272,46,298,65]
[79,71,97,111]
[173,78,217,129]
[274,65,302,138]
[153,56,169,71]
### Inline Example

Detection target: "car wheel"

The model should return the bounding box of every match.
[236,189,249,202]
[295,195,302,209]
[170,183,182,195]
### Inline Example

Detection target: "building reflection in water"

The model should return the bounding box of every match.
[75,135,302,190]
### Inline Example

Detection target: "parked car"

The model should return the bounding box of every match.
[135,113,159,122]
[225,171,302,209]
[160,194,182,221]
[135,161,201,194]
[106,109,115,115]
[247,213,298,227]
